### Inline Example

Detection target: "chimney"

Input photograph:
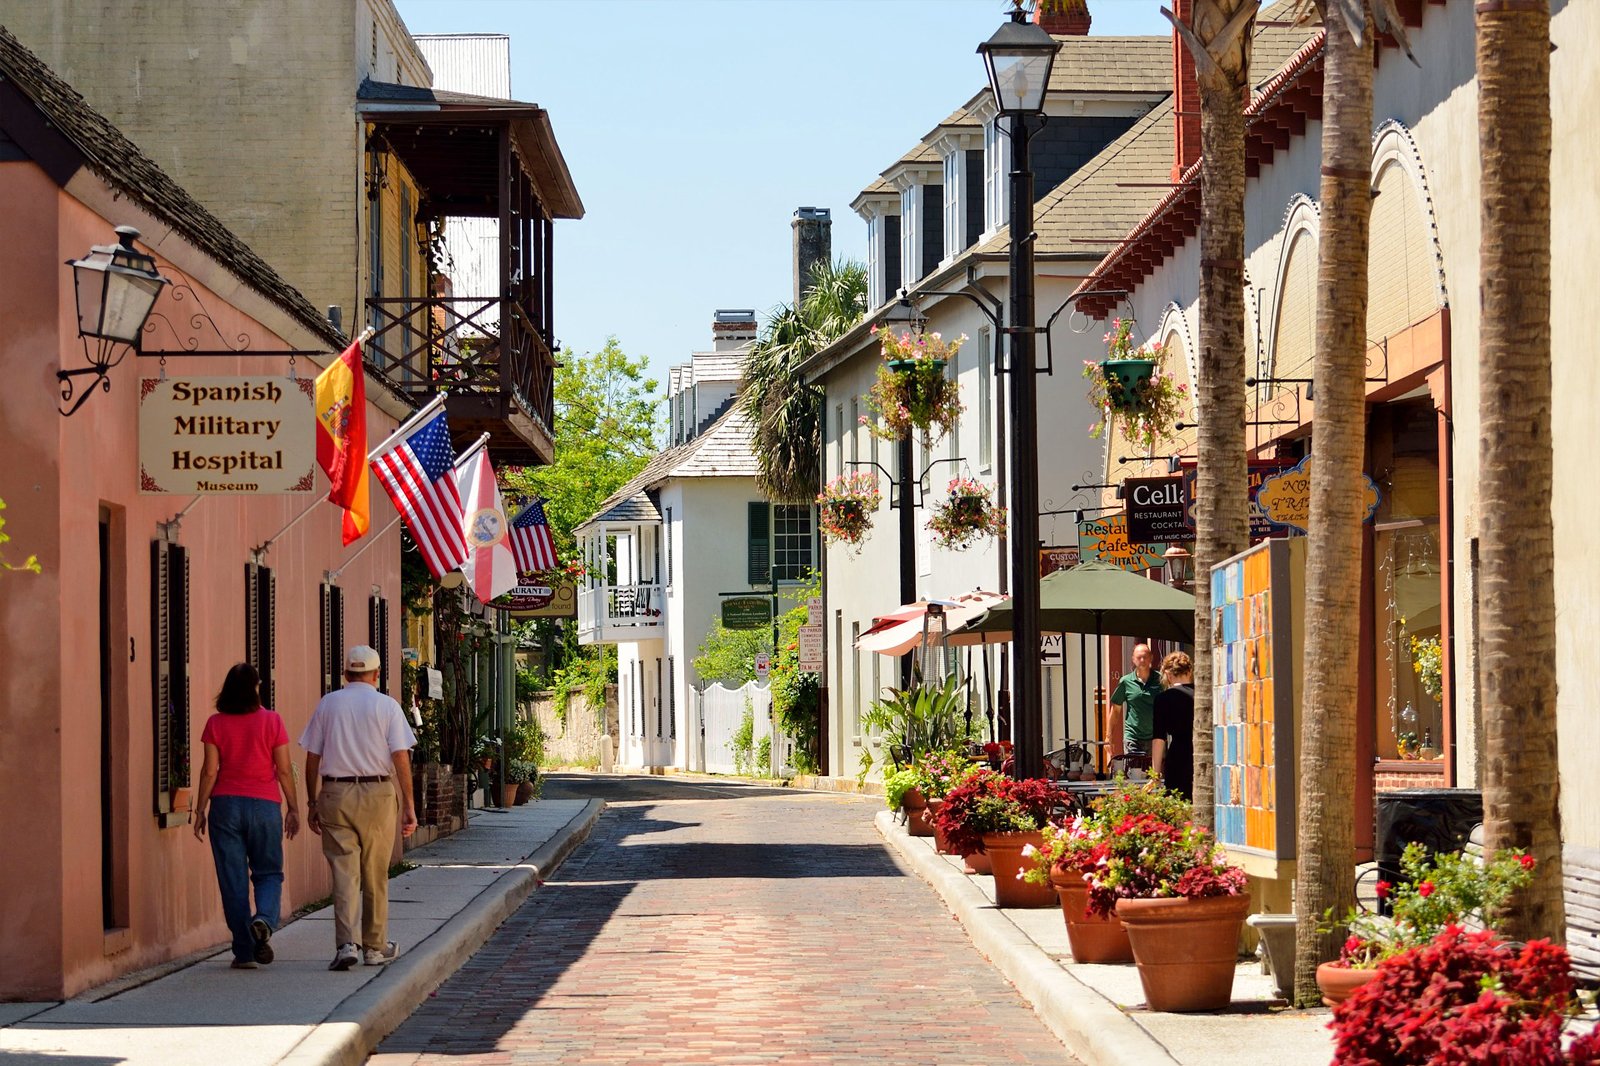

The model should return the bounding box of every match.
[792,207,832,307]
[1035,0,1091,36]
[1171,0,1201,180]
[712,309,758,353]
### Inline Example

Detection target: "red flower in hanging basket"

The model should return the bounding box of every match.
[926,478,1006,551]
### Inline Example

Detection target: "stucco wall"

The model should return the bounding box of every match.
[0,164,403,999]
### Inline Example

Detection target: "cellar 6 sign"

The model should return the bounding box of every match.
[139,376,316,494]
[1125,476,1191,544]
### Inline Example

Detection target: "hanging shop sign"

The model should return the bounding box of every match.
[797,624,825,672]
[139,376,316,494]
[502,576,578,618]
[721,596,773,631]
[1254,455,1382,534]
[1077,512,1165,572]
[1125,476,1191,544]
[1177,458,1299,542]
[1039,545,1080,578]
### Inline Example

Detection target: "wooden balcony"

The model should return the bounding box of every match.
[578,583,666,645]
[365,294,555,465]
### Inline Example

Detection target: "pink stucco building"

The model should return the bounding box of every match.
[0,29,408,1000]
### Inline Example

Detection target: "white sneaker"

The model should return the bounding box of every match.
[363,941,400,966]
[329,943,360,971]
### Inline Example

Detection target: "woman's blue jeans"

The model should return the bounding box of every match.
[207,795,284,962]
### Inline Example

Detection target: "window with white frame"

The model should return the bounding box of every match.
[866,215,881,309]
[772,505,814,581]
[943,152,961,261]
[978,328,993,472]
[849,396,860,467]
[984,119,1010,234]
[835,402,845,478]
[900,185,918,287]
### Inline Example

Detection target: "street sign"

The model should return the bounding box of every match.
[797,624,824,672]
[1041,633,1064,667]
[721,596,772,630]
[754,652,772,682]
[807,597,823,626]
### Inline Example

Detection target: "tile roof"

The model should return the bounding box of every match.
[681,351,746,384]
[0,26,345,351]
[577,405,759,530]
[978,97,1176,257]
[1048,36,1171,94]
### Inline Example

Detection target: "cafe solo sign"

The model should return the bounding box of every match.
[139,377,316,494]
[1131,457,1381,542]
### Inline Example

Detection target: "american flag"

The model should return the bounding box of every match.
[369,410,468,578]
[509,499,558,574]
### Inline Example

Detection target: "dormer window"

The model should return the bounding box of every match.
[983,117,1010,237]
[857,195,902,309]
[936,129,984,263]
[896,176,943,287]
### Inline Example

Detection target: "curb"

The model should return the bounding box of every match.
[280,798,606,1066]
[875,811,1179,1066]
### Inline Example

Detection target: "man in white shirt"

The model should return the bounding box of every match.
[301,646,418,971]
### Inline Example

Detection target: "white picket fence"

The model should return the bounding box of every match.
[695,681,794,777]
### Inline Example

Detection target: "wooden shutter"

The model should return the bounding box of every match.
[320,583,344,695]
[747,502,770,585]
[667,657,676,739]
[151,541,171,813]
[369,593,391,695]
[245,563,276,708]
[171,545,191,790]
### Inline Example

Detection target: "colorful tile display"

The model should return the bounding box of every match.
[1210,539,1295,858]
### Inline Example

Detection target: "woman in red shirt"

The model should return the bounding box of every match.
[193,663,299,969]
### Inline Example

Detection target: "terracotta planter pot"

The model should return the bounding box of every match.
[1051,868,1133,963]
[927,800,952,853]
[983,832,1058,908]
[963,849,993,875]
[513,781,536,805]
[1316,962,1380,1007]
[901,788,934,837]
[1115,893,1251,1012]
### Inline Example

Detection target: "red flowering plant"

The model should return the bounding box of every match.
[926,478,1007,551]
[1330,926,1600,1065]
[817,472,881,549]
[1082,317,1186,452]
[1081,813,1246,919]
[864,327,965,443]
[931,769,1059,858]
[1329,841,1537,970]
[981,740,1013,772]
[1023,777,1192,887]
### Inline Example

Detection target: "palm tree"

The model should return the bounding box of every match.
[1291,0,1374,1007]
[1476,0,1563,943]
[1165,0,1260,830]
[741,259,868,503]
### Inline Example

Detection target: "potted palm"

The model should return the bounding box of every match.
[817,472,881,549]
[926,478,1007,551]
[865,327,965,443]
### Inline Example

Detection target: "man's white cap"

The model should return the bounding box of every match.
[346,645,381,672]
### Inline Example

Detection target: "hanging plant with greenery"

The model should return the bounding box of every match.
[1083,317,1187,451]
[864,327,965,442]
[926,478,1006,551]
[817,471,881,549]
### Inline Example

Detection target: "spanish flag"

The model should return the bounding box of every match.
[314,340,369,544]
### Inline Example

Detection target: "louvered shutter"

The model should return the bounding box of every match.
[369,593,391,695]
[151,540,171,812]
[747,502,770,585]
[260,568,276,709]
[166,544,191,794]
[320,584,334,695]
[330,586,345,688]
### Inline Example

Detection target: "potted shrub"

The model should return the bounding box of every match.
[1027,778,1192,963]
[1083,317,1186,451]
[1316,841,1536,1006]
[1088,813,1250,1012]
[1330,927,1600,1065]
[864,327,965,443]
[504,760,539,805]
[168,743,192,813]
[817,472,881,549]
[926,478,1007,551]
[883,765,933,837]
[934,770,1058,907]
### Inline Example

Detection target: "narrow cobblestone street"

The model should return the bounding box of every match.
[374,775,1078,1065]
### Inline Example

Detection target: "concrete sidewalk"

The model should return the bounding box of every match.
[876,811,1335,1066]
[0,799,604,1066]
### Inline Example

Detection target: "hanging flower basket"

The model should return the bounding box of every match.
[927,478,1006,551]
[1083,317,1187,452]
[865,327,965,442]
[816,472,881,549]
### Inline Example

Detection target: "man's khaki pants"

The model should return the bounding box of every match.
[317,779,396,951]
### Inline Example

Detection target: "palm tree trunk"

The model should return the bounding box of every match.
[1292,2,1371,1007]
[1181,0,1258,831]
[1477,0,1564,943]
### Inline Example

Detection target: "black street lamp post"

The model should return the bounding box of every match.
[979,4,1058,779]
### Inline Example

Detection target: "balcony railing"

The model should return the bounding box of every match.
[578,583,665,642]
[365,291,555,437]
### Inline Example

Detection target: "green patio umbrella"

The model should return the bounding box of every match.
[950,560,1196,644]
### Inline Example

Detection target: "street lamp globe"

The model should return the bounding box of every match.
[67,225,168,345]
[977,6,1059,116]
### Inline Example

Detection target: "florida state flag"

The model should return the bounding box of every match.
[314,340,370,544]
[452,444,517,605]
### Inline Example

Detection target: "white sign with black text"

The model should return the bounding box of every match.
[139,376,316,494]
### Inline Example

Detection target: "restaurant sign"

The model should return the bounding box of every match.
[1077,512,1165,572]
[501,576,578,618]
[1125,476,1191,544]
[1255,455,1381,534]
[721,596,773,631]
[1177,458,1298,542]
[139,376,315,494]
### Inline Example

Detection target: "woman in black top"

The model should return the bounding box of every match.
[1151,651,1195,802]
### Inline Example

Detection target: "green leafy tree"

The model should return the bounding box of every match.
[0,497,39,575]
[693,623,770,688]
[741,259,868,503]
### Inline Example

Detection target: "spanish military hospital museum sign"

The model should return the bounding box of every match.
[139,377,316,494]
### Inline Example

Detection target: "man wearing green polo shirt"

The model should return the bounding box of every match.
[1110,643,1164,757]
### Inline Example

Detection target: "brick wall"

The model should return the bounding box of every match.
[1374,760,1448,792]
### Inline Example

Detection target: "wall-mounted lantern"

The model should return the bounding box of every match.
[60,225,169,416]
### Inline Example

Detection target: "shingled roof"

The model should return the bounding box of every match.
[577,405,759,530]
[1048,36,1170,94]
[0,26,345,352]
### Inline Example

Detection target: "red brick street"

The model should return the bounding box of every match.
[374,776,1078,1065]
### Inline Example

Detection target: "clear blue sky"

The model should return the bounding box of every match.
[394,0,1171,393]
